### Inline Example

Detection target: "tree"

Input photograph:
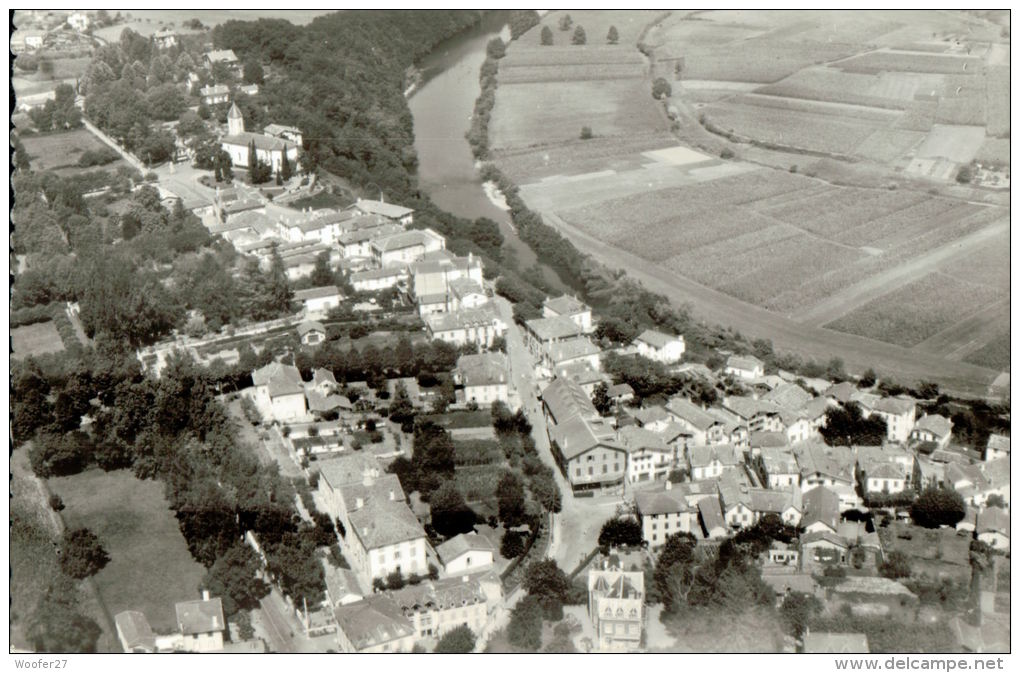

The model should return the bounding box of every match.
[26,578,102,653]
[507,595,543,651]
[386,569,406,590]
[572,25,587,45]
[388,381,416,427]
[911,486,966,529]
[429,482,475,539]
[500,530,527,559]
[234,610,256,641]
[508,10,540,40]
[880,550,912,579]
[540,26,553,46]
[591,382,612,416]
[579,125,593,140]
[598,517,643,550]
[486,38,506,60]
[780,591,822,639]
[558,14,573,31]
[527,471,561,514]
[819,402,888,447]
[29,432,90,478]
[435,624,476,653]
[652,77,672,99]
[280,145,293,180]
[859,368,877,388]
[264,531,325,605]
[243,57,265,85]
[607,25,619,44]
[654,532,698,611]
[202,543,271,617]
[523,559,570,620]
[956,164,974,184]
[496,470,527,528]
[59,528,110,579]
[986,494,1006,509]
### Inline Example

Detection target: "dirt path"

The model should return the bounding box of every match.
[542,212,1000,398]
[794,216,1009,326]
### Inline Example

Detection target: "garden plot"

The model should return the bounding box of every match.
[975,137,1010,168]
[914,124,985,163]
[934,74,987,126]
[641,145,714,165]
[679,40,859,83]
[11,321,66,360]
[824,272,1003,347]
[491,131,676,182]
[502,45,645,68]
[497,62,645,84]
[759,68,944,110]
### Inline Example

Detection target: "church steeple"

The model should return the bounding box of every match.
[227,102,244,136]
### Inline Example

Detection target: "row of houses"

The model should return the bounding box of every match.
[114,591,262,654]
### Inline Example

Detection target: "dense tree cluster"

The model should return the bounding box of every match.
[910,487,967,529]
[819,402,888,447]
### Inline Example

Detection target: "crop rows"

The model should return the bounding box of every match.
[824,272,1003,347]
[498,63,645,84]
[764,188,928,239]
[680,40,858,83]
[838,51,981,75]
[894,100,937,131]
[734,93,900,122]
[757,70,914,110]
[702,102,884,156]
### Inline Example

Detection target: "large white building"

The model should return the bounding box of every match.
[426,306,506,349]
[221,104,300,174]
[454,352,510,406]
[250,362,307,421]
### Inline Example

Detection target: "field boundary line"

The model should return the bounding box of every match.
[794,217,1008,326]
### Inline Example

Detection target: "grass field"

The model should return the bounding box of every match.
[20,129,122,173]
[11,321,66,360]
[47,469,208,634]
[824,272,1003,348]
[758,68,944,110]
[838,50,982,75]
[984,66,1010,137]
[490,79,665,150]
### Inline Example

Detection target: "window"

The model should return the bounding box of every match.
[576,468,581,477]
[614,463,619,472]
[651,524,656,531]
[588,467,593,476]
[602,465,607,474]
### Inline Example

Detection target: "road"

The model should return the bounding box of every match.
[256,589,300,653]
[542,212,1003,399]
[493,297,619,573]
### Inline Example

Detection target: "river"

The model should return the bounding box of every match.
[409,13,568,292]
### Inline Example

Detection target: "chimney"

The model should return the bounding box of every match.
[462,575,469,583]
[356,497,364,509]
[202,589,210,601]
[389,490,396,501]
[665,480,672,490]
[362,527,368,537]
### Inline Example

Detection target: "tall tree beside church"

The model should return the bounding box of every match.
[280,145,292,180]
[247,139,257,180]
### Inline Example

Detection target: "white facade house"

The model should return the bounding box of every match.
[454,352,509,406]
[854,394,916,444]
[985,434,1010,462]
[350,266,407,292]
[174,593,225,653]
[634,482,695,550]
[542,295,594,334]
[371,229,445,267]
[617,425,673,483]
[250,362,307,421]
[426,307,506,349]
[633,329,685,364]
[68,12,90,31]
[910,414,953,450]
[724,354,765,380]
[435,533,495,576]
[221,104,300,173]
[294,285,343,316]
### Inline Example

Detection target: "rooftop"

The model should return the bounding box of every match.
[114,611,155,652]
[726,353,764,372]
[635,328,682,350]
[350,499,427,550]
[294,285,341,301]
[616,424,671,455]
[355,199,414,220]
[802,486,841,530]
[525,315,584,342]
[550,416,623,461]
[832,576,916,598]
[635,485,690,515]
[252,362,304,397]
[334,596,413,651]
[175,596,225,635]
[456,352,508,388]
[761,382,813,411]
[666,397,718,431]
[543,294,588,316]
[222,131,294,153]
[297,320,325,336]
[542,376,599,425]
[914,414,953,438]
[435,532,495,564]
[804,632,869,654]
[549,336,601,363]
[205,49,238,63]
[426,306,501,332]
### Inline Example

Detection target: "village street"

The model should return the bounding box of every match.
[493,297,621,575]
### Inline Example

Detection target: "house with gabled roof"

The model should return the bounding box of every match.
[297,320,326,346]
[454,351,509,406]
[371,228,445,267]
[793,442,859,509]
[549,416,628,494]
[759,446,800,488]
[548,335,601,371]
[629,405,672,433]
[334,595,415,653]
[697,494,728,539]
[523,315,585,361]
[425,305,506,349]
[175,592,225,652]
[688,443,742,481]
[723,396,785,434]
[911,414,953,450]
[724,354,765,380]
[634,481,695,550]
[389,571,501,642]
[542,294,593,333]
[976,507,1009,552]
[435,532,495,576]
[665,397,721,447]
[802,486,841,534]
[115,611,157,653]
[633,329,685,364]
[824,381,859,405]
[352,198,415,226]
[854,394,916,443]
[251,361,307,421]
[204,49,239,68]
[294,285,342,316]
[617,424,673,483]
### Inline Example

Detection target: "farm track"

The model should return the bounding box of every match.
[542,211,1001,398]
[794,217,1008,326]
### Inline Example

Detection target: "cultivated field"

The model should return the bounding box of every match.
[48,469,208,633]
[11,321,66,360]
[824,272,1003,348]
[494,10,1010,388]
[490,79,664,151]
[19,129,126,174]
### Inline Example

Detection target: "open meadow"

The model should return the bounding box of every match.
[19,129,128,174]
[47,469,208,634]
[11,321,66,360]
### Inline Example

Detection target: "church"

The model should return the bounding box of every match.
[220,103,300,174]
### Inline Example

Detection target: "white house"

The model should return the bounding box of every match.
[371,229,446,267]
[976,507,1010,552]
[67,11,90,31]
[448,277,488,311]
[855,394,916,444]
[454,352,509,406]
[294,285,343,316]
[204,49,239,70]
[911,414,953,450]
[634,482,695,550]
[297,320,326,346]
[316,454,427,586]
[426,307,506,349]
[351,266,407,293]
[617,425,673,483]
[435,532,495,576]
[200,84,230,106]
[985,434,1010,462]
[174,592,225,653]
[633,329,685,364]
[688,443,742,481]
[542,295,593,333]
[251,362,307,421]
[724,354,765,380]
[801,486,841,535]
[353,199,415,226]
[153,29,178,48]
